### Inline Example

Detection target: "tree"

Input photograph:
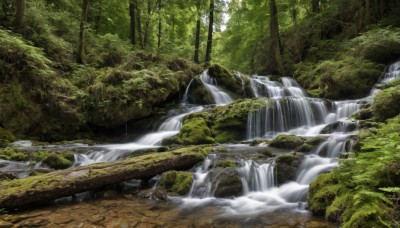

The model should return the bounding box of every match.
[205,0,214,63]
[311,0,319,13]
[77,0,89,64]
[130,0,137,45]
[14,0,24,31]
[194,0,201,63]
[269,0,285,75]
[157,0,161,48]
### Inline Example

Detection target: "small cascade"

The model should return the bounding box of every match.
[234,71,246,96]
[182,77,197,104]
[247,98,330,139]
[381,61,400,83]
[187,154,217,198]
[250,76,307,98]
[199,71,234,105]
[238,159,276,194]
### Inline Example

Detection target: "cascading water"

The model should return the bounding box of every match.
[199,70,234,105]
[177,60,400,218]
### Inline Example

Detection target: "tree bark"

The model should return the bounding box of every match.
[136,2,144,48]
[157,0,161,48]
[130,0,137,46]
[77,0,89,64]
[269,0,285,75]
[94,0,102,34]
[365,0,371,23]
[205,0,214,63]
[14,0,25,31]
[143,0,152,48]
[0,148,208,209]
[311,0,320,13]
[194,0,201,63]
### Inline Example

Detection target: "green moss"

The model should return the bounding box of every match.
[43,153,73,169]
[270,135,305,150]
[177,119,215,145]
[216,159,238,168]
[0,147,28,161]
[0,128,16,148]
[371,84,400,122]
[158,171,193,195]
[308,172,341,216]
[214,172,243,198]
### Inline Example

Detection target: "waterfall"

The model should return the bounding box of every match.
[199,70,234,105]
[238,159,276,194]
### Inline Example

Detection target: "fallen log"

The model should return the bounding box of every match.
[0,146,210,209]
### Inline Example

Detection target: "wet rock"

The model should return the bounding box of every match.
[103,190,119,198]
[137,187,168,200]
[320,121,357,134]
[275,153,305,184]
[214,171,243,198]
[258,148,276,158]
[306,221,330,228]
[215,159,238,168]
[296,137,326,152]
[270,135,305,150]
[353,108,373,120]
[53,216,73,225]
[18,218,49,227]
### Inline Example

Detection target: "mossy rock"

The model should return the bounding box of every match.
[215,159,238,168]
[275,152,304,184]
[270,135,305,150]
[296,136,326,152]
[259,148,276,158]
[371,85,400,122]
[320,121,357,134]
[184,77,214,105]
[208,64,244,97]
[214,172,243,198]
[0,128,16,148]
[177,118,215,145]
[0,147,29,161]
[158,171,193,196]
[352,108,373,120]
[308,171,341,216]
[211,99,269,143]
[295,143,314,152]
[43,153,73,169]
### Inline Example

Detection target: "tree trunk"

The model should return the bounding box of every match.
[14,0,25,31]
[136,2,143,48]
[311,0,320,13]
[0,148,208,209]
[205,0,214,63]
[77,0,89,64]
[157,0,162,48]
[94,0,102,34]
[194,0,201,63]
[269,0,285,75]
[143,0,152,48]
[365,0,371,23]
[130,1,136,46]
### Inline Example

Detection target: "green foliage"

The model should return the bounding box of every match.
[0,128,16,148]
[309,115,400,227]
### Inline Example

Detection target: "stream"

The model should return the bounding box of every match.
[1,60,399,227]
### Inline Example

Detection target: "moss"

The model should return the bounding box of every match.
[216,159,238,168]
[296,143,314,152]
[259,149,276,158]
[158,171,193,196]
[371,85,400,122]
[177,119,215,145]
[0,147,28,161]
[0,128,16,148]
[308,172,341,216]
[43,153,73,169]
[270,135,305,150]
[353,108,373,121]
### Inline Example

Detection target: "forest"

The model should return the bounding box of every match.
[0,0,400,227]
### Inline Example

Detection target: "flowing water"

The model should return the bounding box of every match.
[3,61,400,226]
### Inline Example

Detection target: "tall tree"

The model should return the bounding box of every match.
[143,0,152,47]
[130,0,137,45]
[194,0,201,63]
[14,0,25,31]
[136,2,143,48]
[157,0,162,48]
[311,0,320,13]
[269,0,285,75]
[77,0,89,64]
[205,0,214,63]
